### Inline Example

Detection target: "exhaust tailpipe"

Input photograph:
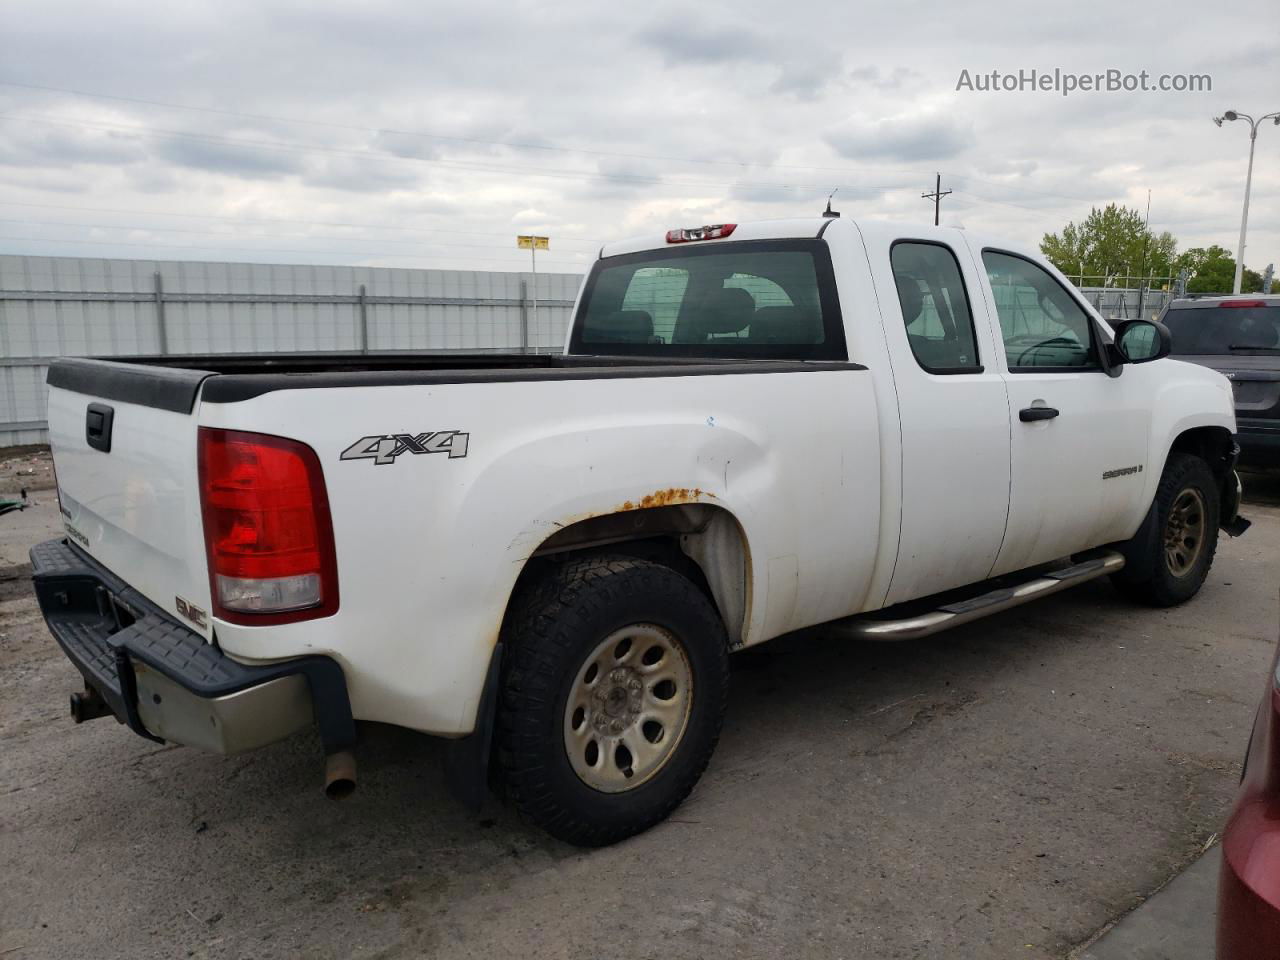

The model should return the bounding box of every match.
[323,749,357,799]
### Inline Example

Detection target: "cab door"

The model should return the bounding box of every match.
[970,245,1152,575]
[873,237,1012,606]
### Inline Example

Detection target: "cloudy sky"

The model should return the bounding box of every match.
[1,0,1278,280]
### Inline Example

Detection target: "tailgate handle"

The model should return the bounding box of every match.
[85,403,114,453]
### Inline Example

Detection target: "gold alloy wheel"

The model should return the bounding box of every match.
[563,624,693,793]
[1164,487,1207,577]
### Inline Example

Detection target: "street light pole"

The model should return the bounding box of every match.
[1214,109,1280,294]
[1233,119,1259,295]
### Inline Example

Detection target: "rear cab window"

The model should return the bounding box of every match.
[569,239,847,360]
[890,241,982,373]
[1162,302,1280,356]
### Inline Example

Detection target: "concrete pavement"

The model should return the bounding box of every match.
[2,457,1276,958]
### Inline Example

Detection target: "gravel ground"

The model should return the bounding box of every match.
[0,446,55,499]
[1,460,1277,959]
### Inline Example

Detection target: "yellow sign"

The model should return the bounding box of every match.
[517,235,549,250]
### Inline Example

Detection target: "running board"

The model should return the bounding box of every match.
[834,551,1126,642]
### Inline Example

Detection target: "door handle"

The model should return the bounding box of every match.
[1019,406,1059,422]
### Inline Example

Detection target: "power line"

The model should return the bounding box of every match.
[949,190,1072,215]
[0,200,600,244]
[1,81,1141,213]
[0,111,854,194]
[942,172,1103,205]
[0,216,599,254]
[0,233,588,268]
[0,79,892,179]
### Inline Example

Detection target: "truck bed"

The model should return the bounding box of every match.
[43,346,876,735]
[49,353,857,410]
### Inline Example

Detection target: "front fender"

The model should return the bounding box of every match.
[1143,360,1236,504]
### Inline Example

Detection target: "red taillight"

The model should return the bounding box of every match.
[1223,300,1268,308]
[666,223,737,243]
[198,428,338,625]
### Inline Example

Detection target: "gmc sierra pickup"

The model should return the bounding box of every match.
[31,216,1248,846]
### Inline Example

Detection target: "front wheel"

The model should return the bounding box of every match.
[496,556,730,846]
[1112,452,1220,607]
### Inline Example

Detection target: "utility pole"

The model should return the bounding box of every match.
[516,234,549,351]
[1136,190,1151,318]
[922,173,951,226]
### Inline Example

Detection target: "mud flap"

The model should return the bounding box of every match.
[443,642,503,812]
[1221,469,1250,538]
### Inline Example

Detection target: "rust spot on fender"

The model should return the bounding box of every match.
[618,487,716,512]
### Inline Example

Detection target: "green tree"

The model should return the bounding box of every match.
[1040,203,1177,284]
[1175,246,1269,293]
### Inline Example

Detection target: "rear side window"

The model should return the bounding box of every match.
[1163,304,1280,355]
[570,239,846,360]
[983,250,1098,371]
[890,241,981,372]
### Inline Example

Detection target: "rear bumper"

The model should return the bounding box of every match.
[30,538,355,755]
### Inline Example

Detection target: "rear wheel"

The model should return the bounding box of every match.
[1112,453,1220,607]
[496,555,729,846]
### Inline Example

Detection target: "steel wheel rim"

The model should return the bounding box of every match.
[563,624,694,794]
[1164,487,1207,577]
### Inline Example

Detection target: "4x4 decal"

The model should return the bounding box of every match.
[340,431,469,465]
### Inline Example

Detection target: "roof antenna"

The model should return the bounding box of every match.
[822,188,840,218]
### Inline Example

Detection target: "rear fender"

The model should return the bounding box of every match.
[447,417,770,722]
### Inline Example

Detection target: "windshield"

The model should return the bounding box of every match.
[568,239,847,360]
[1164,305,1280,355]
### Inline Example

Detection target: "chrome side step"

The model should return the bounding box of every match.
[834,550,1125,642]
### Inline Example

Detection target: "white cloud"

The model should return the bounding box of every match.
[825,113,974,163]
[0,0,1275,274]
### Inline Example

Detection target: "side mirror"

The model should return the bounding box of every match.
[1110,319,1172,366]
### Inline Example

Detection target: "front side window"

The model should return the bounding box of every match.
[571,239,846,360]
[890,241,981,372]
[983,250,1098,371]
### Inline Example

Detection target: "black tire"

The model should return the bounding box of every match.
[1111,453,1220,607]
[496,555,730,846]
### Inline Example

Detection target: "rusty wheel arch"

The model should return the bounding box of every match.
[514,502,752,648]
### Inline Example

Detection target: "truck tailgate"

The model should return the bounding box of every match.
[46,359,215,640]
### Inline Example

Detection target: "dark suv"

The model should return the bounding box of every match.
[1159,294,1280,465]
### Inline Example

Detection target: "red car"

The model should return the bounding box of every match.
[1219,637,1280,957]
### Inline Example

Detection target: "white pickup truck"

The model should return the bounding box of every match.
[32,216,1248,846]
